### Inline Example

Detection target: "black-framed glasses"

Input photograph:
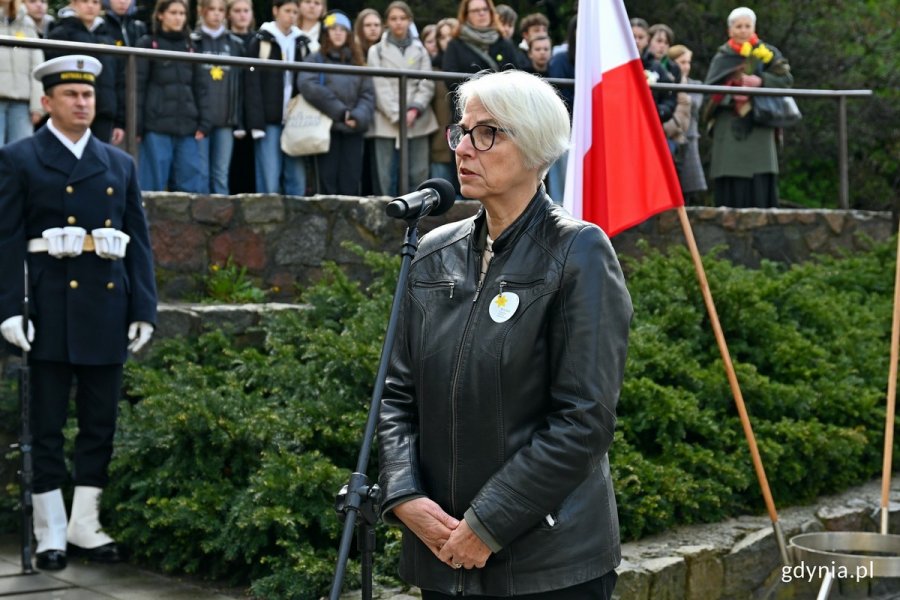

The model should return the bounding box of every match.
[446,124,508,151]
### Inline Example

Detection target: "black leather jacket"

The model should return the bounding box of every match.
[378,190,632,595]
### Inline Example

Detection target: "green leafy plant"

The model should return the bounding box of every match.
[198,257,269,304]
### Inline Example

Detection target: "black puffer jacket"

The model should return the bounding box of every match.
[296,49,374,134]
[102,10,147,47]
[135,30,210,136]
[378,191,632,595]
[244,26,311,129]
[192,29,245,129]
[46,16,124,125]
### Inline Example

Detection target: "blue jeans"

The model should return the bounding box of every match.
[0,100,33,147]
[373,136,430,197]
[254,124,306,196]
[139,132,208,193]
[198,127,235,195]
[546,150,569,204]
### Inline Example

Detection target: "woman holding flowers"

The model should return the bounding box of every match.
[704,6,792,208]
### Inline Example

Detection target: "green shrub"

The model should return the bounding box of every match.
[14,239,894,598]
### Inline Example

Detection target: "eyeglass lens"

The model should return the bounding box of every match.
[447,125,498,151]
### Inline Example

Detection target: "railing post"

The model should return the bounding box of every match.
[838,95,849,210]
[125,54,138,160]
[398,75,409,196]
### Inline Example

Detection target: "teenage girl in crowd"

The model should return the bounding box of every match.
[102,0,146,47]
[0,0,43,145]
[136,0,210,192]
[368,1,437,197]
[226,0,255,193]
[194,0,245,194]
[353,7,381,195]
[24,0,53,36]
[245,0,312,195]
[225,0,253,44]
[297,10,373,195]
[297,0,323,52]
[427,16,457,182]
[353,7,381,59]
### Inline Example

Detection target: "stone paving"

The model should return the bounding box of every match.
[0,536,240,600]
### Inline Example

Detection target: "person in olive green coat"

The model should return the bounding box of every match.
[704,6,793,208]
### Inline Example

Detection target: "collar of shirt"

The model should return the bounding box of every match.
[46,119,92,159]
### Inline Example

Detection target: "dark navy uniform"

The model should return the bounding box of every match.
[0,125,157,492]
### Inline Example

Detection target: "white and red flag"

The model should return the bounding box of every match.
[562,0,683,236]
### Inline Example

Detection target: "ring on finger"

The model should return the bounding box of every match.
[453,562,462,569]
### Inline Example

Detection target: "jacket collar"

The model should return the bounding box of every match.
[472,185,551,254]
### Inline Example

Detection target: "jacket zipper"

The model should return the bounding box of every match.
[412,279,455,298]
[449,250,493,517]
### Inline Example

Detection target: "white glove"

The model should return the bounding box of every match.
[251,129,266,140]
[92,228,131,260]
[233,129,247,139]
[1,315,35,352]
[127,321,154,353]
[43,226,87,258]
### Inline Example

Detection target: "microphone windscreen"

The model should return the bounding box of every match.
[417,178,456,217]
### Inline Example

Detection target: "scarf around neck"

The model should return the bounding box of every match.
[458,23,498,50]
[387,32,413,52]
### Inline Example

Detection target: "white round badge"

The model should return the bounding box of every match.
[489,292,519,323]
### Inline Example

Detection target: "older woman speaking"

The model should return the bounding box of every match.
[377,70,633,599]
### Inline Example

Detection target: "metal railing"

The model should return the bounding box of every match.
[0,35,873,206]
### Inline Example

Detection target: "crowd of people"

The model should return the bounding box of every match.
[0,0,793,207]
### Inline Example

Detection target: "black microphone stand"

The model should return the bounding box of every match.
[329,213,423,600]
[16,262,35,574]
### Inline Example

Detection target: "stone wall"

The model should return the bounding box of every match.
[145,193,894,300]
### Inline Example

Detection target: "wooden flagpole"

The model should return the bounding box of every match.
[676,206,790,565]
[880,220,900,534]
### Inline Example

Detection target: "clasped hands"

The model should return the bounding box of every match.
[392,497,491,570]
[1,316,154,354]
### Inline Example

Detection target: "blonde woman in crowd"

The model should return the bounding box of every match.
[368,1,437,196]
[668,44,707,202]
[353,7,381,60]
[353,6,382,194]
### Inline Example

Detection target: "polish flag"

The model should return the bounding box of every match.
[562,0,683,237]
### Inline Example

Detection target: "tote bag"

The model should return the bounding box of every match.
[280,94,333,156]
[752,95,802,129]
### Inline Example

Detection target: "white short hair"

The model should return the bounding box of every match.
[455,70,570,177]
[727,7,757,26]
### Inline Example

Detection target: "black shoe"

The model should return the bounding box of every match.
[36,549,67,570]
[68,542,121,563]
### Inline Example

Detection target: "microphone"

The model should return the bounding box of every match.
[385,178,456,220]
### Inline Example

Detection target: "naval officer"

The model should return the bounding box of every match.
[0,55,158,571]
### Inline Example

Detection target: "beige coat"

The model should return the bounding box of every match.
[367,37,438,141]
[0,5,43,113]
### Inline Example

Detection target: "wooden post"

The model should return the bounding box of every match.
[676,206,790,565]
[880,220,900,534]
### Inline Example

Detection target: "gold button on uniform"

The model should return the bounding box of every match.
[69,280,78,289]
[106,187,114,196]
[67,216,77,225]
[65,185,74,194]
[104,219,112,227]
[106,282,115,290]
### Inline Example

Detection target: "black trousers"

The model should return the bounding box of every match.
[315,131,364,195]
[30,360,123,493]
[421,569,617,600]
